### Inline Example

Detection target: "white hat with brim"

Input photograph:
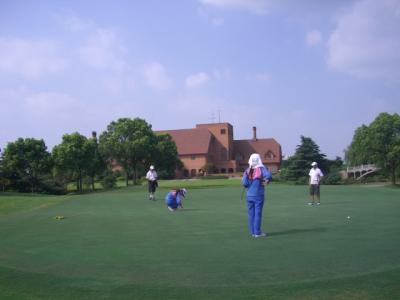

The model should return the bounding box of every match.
[311,162,317,166]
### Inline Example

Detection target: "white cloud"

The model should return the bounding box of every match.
[199,0,272,15]
[185,72,210,88]
[24,91,80,116]
[0,37,67,78]
[78,28,128,72]
[306,30,322,46]
[142,62,172,91]
[327,0,400,81]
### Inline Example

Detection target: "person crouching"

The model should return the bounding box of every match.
[165,188,187,212]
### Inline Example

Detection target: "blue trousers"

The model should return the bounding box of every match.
[247,196,264,235]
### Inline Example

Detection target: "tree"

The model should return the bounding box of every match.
[0,148,10,192]
[346,113,400,184]
[99,118,157,185]
[283,136,327,182]
[345,125,371,166]
[2,138,52,193]
[153,134,182,179]
[53,133,91,193]
[85,134,106,191]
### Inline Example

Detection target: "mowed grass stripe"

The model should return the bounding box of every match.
[0,184,399,299]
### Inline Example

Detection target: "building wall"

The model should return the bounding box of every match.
[179,154,208,177]
[196,123,234,161]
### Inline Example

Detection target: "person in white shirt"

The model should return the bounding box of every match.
[145,165,158,200]
[308,162,323,205]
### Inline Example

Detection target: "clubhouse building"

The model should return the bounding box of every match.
[157,123,281,177]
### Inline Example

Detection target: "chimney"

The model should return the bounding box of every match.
[252,126,257,141]
[92,131,97,139]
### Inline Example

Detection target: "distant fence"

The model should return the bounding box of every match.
[346,164,380,180]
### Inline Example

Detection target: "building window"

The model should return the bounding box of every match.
[220,129,226,134]
[190,169,197,177]
[228,168,234,173]
[265,151,275,160]
[183,169,189,177]
[191,155,196,160]
[221,168,226,173]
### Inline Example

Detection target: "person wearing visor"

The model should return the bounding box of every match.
[165,188,187,212]
[242,153,272,238]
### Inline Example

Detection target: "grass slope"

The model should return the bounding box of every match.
[0,184,399,299]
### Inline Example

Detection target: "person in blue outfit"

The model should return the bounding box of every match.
[165,188,187,212]
[242,153,272,238]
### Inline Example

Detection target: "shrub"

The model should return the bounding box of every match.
[101,170,117,189]
[38,176,67,195]
[323,173,342,185]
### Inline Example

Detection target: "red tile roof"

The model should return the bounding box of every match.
[234,138,281,164]
[156,128,212,155]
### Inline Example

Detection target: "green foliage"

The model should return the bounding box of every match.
[153,134,182,179]
[2,138,53,193]
[99,118,182,185]
[202,162,218,174]
[52,132,92,193]
[346,112,400,184]
[282,136,327,182]
[322,173,342,185]
[85,137,106,191]
[100,170,117,189]
[99,118,157,185]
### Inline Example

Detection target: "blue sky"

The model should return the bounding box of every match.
[1,0,399,159]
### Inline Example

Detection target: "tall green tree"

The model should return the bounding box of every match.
[283,136,327,182]
[153,134,182,178]
[347,113,400,185]
[345,125,371,165]
[2,138,52,193]
[53,132,91,193]
[99,118,156,185]
[0,148,10,192]
[85,134,106,191]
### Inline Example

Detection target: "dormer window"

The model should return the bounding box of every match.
[265,151,275,160]
[220,129,226,134]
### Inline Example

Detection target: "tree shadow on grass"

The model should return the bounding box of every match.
[268,227,327,236]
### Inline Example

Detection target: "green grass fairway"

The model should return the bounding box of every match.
[0,183,399,299]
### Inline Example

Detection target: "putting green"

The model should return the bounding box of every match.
[0,184,399,299]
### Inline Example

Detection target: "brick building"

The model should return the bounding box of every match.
[157,123,281,177]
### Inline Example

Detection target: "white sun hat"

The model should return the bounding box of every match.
[311,162,317,166]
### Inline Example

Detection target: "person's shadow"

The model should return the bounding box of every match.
[268,227,327,236]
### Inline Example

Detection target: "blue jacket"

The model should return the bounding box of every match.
[165,191,183,208]
[242,166,272,198]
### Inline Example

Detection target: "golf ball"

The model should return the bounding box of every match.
[347,216,351,219]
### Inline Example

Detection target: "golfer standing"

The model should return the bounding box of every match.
[308,162,323,205]
[146,165,158,200]
[242,153,272,238]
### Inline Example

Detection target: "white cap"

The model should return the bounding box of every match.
[180,188,187,196]
[311,162,317,166]
[150,165,155,170]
